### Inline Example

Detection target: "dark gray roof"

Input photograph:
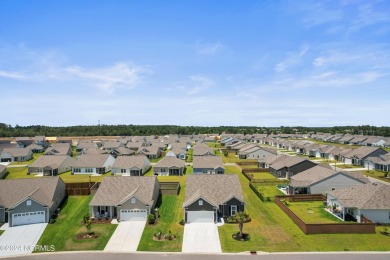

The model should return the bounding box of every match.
[184,174,244,207]
[89,176,159,206]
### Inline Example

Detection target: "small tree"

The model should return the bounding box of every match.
[85,218,93,235]
[234,212,248,238]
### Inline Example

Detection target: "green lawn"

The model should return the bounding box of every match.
[250,172,277,180]
[207,142,222,148]
[336,164,362,169]
[36,196,117,252]
[362,170,390,183]
[59,171,112,183]
[288,201,343,224]
[185,166,193,175]
[0,230,4,236]
[186,149,193,163]
[255,185,284,199]
[218,169,390,252]
[222,153,257,163]
[4,166,34,179]
[150,157,163,163]
[138,174,186,251]
[9,152,44,166]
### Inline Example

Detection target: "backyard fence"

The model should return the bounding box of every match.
[274,195,375,234]
[159,182,180,195]
[66,182,95,196]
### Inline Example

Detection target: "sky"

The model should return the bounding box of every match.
[0,0,390,127]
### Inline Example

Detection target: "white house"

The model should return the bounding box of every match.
[71,154,115,174]
[111,155,150,176]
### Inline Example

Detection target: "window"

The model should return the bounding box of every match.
[27,200,31,206]
[73,168,80,173]
[199,200,203,206]
[203,169,208,174]
[161,168,166,172]
[85,168,93,173]
[231,205,237,216]
[121,169,126,173]
[131,198,136,204]
[38,169,43,172]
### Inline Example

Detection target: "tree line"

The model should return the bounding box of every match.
[0,123,389,137]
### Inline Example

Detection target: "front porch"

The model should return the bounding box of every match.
[90,205,117,219]
[326,200,357,222]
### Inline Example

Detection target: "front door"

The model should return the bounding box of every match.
[231,205,237,216]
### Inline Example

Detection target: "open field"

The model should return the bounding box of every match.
[36,196,117,252]
[362,170,390,183]
[288,201,344,224]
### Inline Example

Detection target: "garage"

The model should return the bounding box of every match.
[12,211,45,226]
[120,209,147,221]
[1,158,12,162]
[187,211,214,223]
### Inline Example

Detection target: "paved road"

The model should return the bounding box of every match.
[5,251,390,260]
[104,221,145,252]
[0,223,47,257]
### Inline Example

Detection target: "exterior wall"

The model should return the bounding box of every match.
[154,166,183,176]
[0,208,4,223]
[310,174,364,194]
[50,179,66,216]
[220,197,245,217]
[103,155,116,172]
[186,198,215,211]
[119,197,149,220]
[360,209,390,224]
[245,149,276,160]
[9,199,48,226]
[0,168,7,179]
[0,152,14,162]
[193,167,219,174]
[270,161,316,179]
[73,167,99,174]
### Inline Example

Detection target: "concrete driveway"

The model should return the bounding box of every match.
[104,221,146,252]
[0,223,47,257]
[182,223,222,253]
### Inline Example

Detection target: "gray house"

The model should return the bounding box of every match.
[193,156,224,174]
[269,155,317,179]
[28,155,75,176]
[111,155,151,176]
[0,177,66,226]
[89,176,160,221]
[238,146,277,160]
[183,174,245,223]
[288,165,369,195]
[0,148,33,162]
[343,146,388,166]
[153,156,185,176]
[45,143,72,156]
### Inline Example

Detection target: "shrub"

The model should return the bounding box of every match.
[49,218,56,224]
[147,214,156,224]
[179,219,185,225]
[82,213,90,224]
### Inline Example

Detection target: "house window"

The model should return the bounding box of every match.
[38,169,43,172]
[27,200,31,206]
[161,168,166,172]
[121,169,126,173]
[203,169,208,174]
[231,205,237,216]
[131,198,136,204]
[199,200,203,206]
[74,168,80,173]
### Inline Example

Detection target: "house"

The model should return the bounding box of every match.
[101,141,124,152]
[166,147,186,160]
[137,146,161,159]
[71,154,115,174]
[0,177,66,226]
[238,146,277,160]
[362,136,387,147]
[45,143,72,156]
[327,183,390,223]
[288,165,369,195]
[28,155,75,176]
[32,136,49,148]
[0,165,7,179]
[26,144,45,153]
[111,147,135,157]
[366,154,390,172]
[76,141,98,152]
[183,174,245,223]
[89,176,160,221]
[0,148,33,162]
[193,143,214,156]
[15,137,33,148]
[111,155,151,176]
[153,156,185,176]
[343,146,388,166]
[193,156,224,174]
[269,155,317,179]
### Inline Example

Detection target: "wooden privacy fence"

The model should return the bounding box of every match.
[159,182,180,195]
[66,182,95,196]
[242,168,269,173]
[274,195,375,234]
[236,161,258,166]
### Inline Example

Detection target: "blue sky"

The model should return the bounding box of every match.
[1,0,389,127]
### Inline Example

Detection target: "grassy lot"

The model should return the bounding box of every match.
[336,164,362,169]
[255,185,284,199]
[4,166,34,179]
[36,196,117,252]
[214,149,222,156]
[9,152,44,166]
[0,230,4,236]
[362,170,390,183]
[138,175,186,252]
[222,153,257,164]
[150,157,163,163]
[219,168,390,252]
[288,201,343,224]
[207,142,222,148]
[186,149,193,163]
[185,166,193,175]
[250,172,277,180]
[59,171,112,183]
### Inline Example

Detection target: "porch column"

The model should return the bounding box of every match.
[110,206,112,218]
[342,207,345,221]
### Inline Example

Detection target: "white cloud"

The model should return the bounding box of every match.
[173,75,214,95]
[196,41,225,55]
[274,46,309,72]
[0,70,26,80]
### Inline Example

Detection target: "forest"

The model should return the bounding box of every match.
[0,123,389,137]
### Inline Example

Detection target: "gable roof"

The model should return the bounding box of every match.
[29,155,74,168]
[89,176,159,206]
[184,174,244,207]
[112,155,149,169]
[2,148,31,157]
[344,146,386,159]
[154,156,185,168]
[328,183,390,209]
[269,156,316,171]
[193,156,224,169]
[72,154,113,168]
[0,177,64,208]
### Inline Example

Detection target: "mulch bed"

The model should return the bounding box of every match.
[152,236,176,241]
[232,233,250,241]
[75,232,101,240]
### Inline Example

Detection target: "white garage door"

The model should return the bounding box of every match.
[187,211,214,223]
[120,209,147,221]
[12,211,45,226]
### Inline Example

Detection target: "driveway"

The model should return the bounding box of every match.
[182,223,222,253]
[104,221,146,252]
[0,223,47,257]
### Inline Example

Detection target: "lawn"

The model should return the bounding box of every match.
[0,230,4,236]
[336,164,362,169]
[222,153,257,163]
[207,142,222,148]
[255,185,284,199]
[8,152,44,166]
[36,196,117,252]
[185,149,193,162]
[59,171,112,183]
[138,174,186,252]
[288,201,343,224]
[250,172,277,180]
[218,168,390,252]
[4,166,34,179]
[362,170,390,183]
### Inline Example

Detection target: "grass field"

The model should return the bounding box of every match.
[207,142,222,148]
[0,230,4,236]
[288,201,344,224]
[138,175,186,251]
[218,168,390,252]
[256,185,284,199]
[8,152,44,166]
[250,172,278,180]
[36,196,117,252]
[336,164,362,169]
[362,170,390,183]
[4,166,34,179]
[222,153,257,163]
